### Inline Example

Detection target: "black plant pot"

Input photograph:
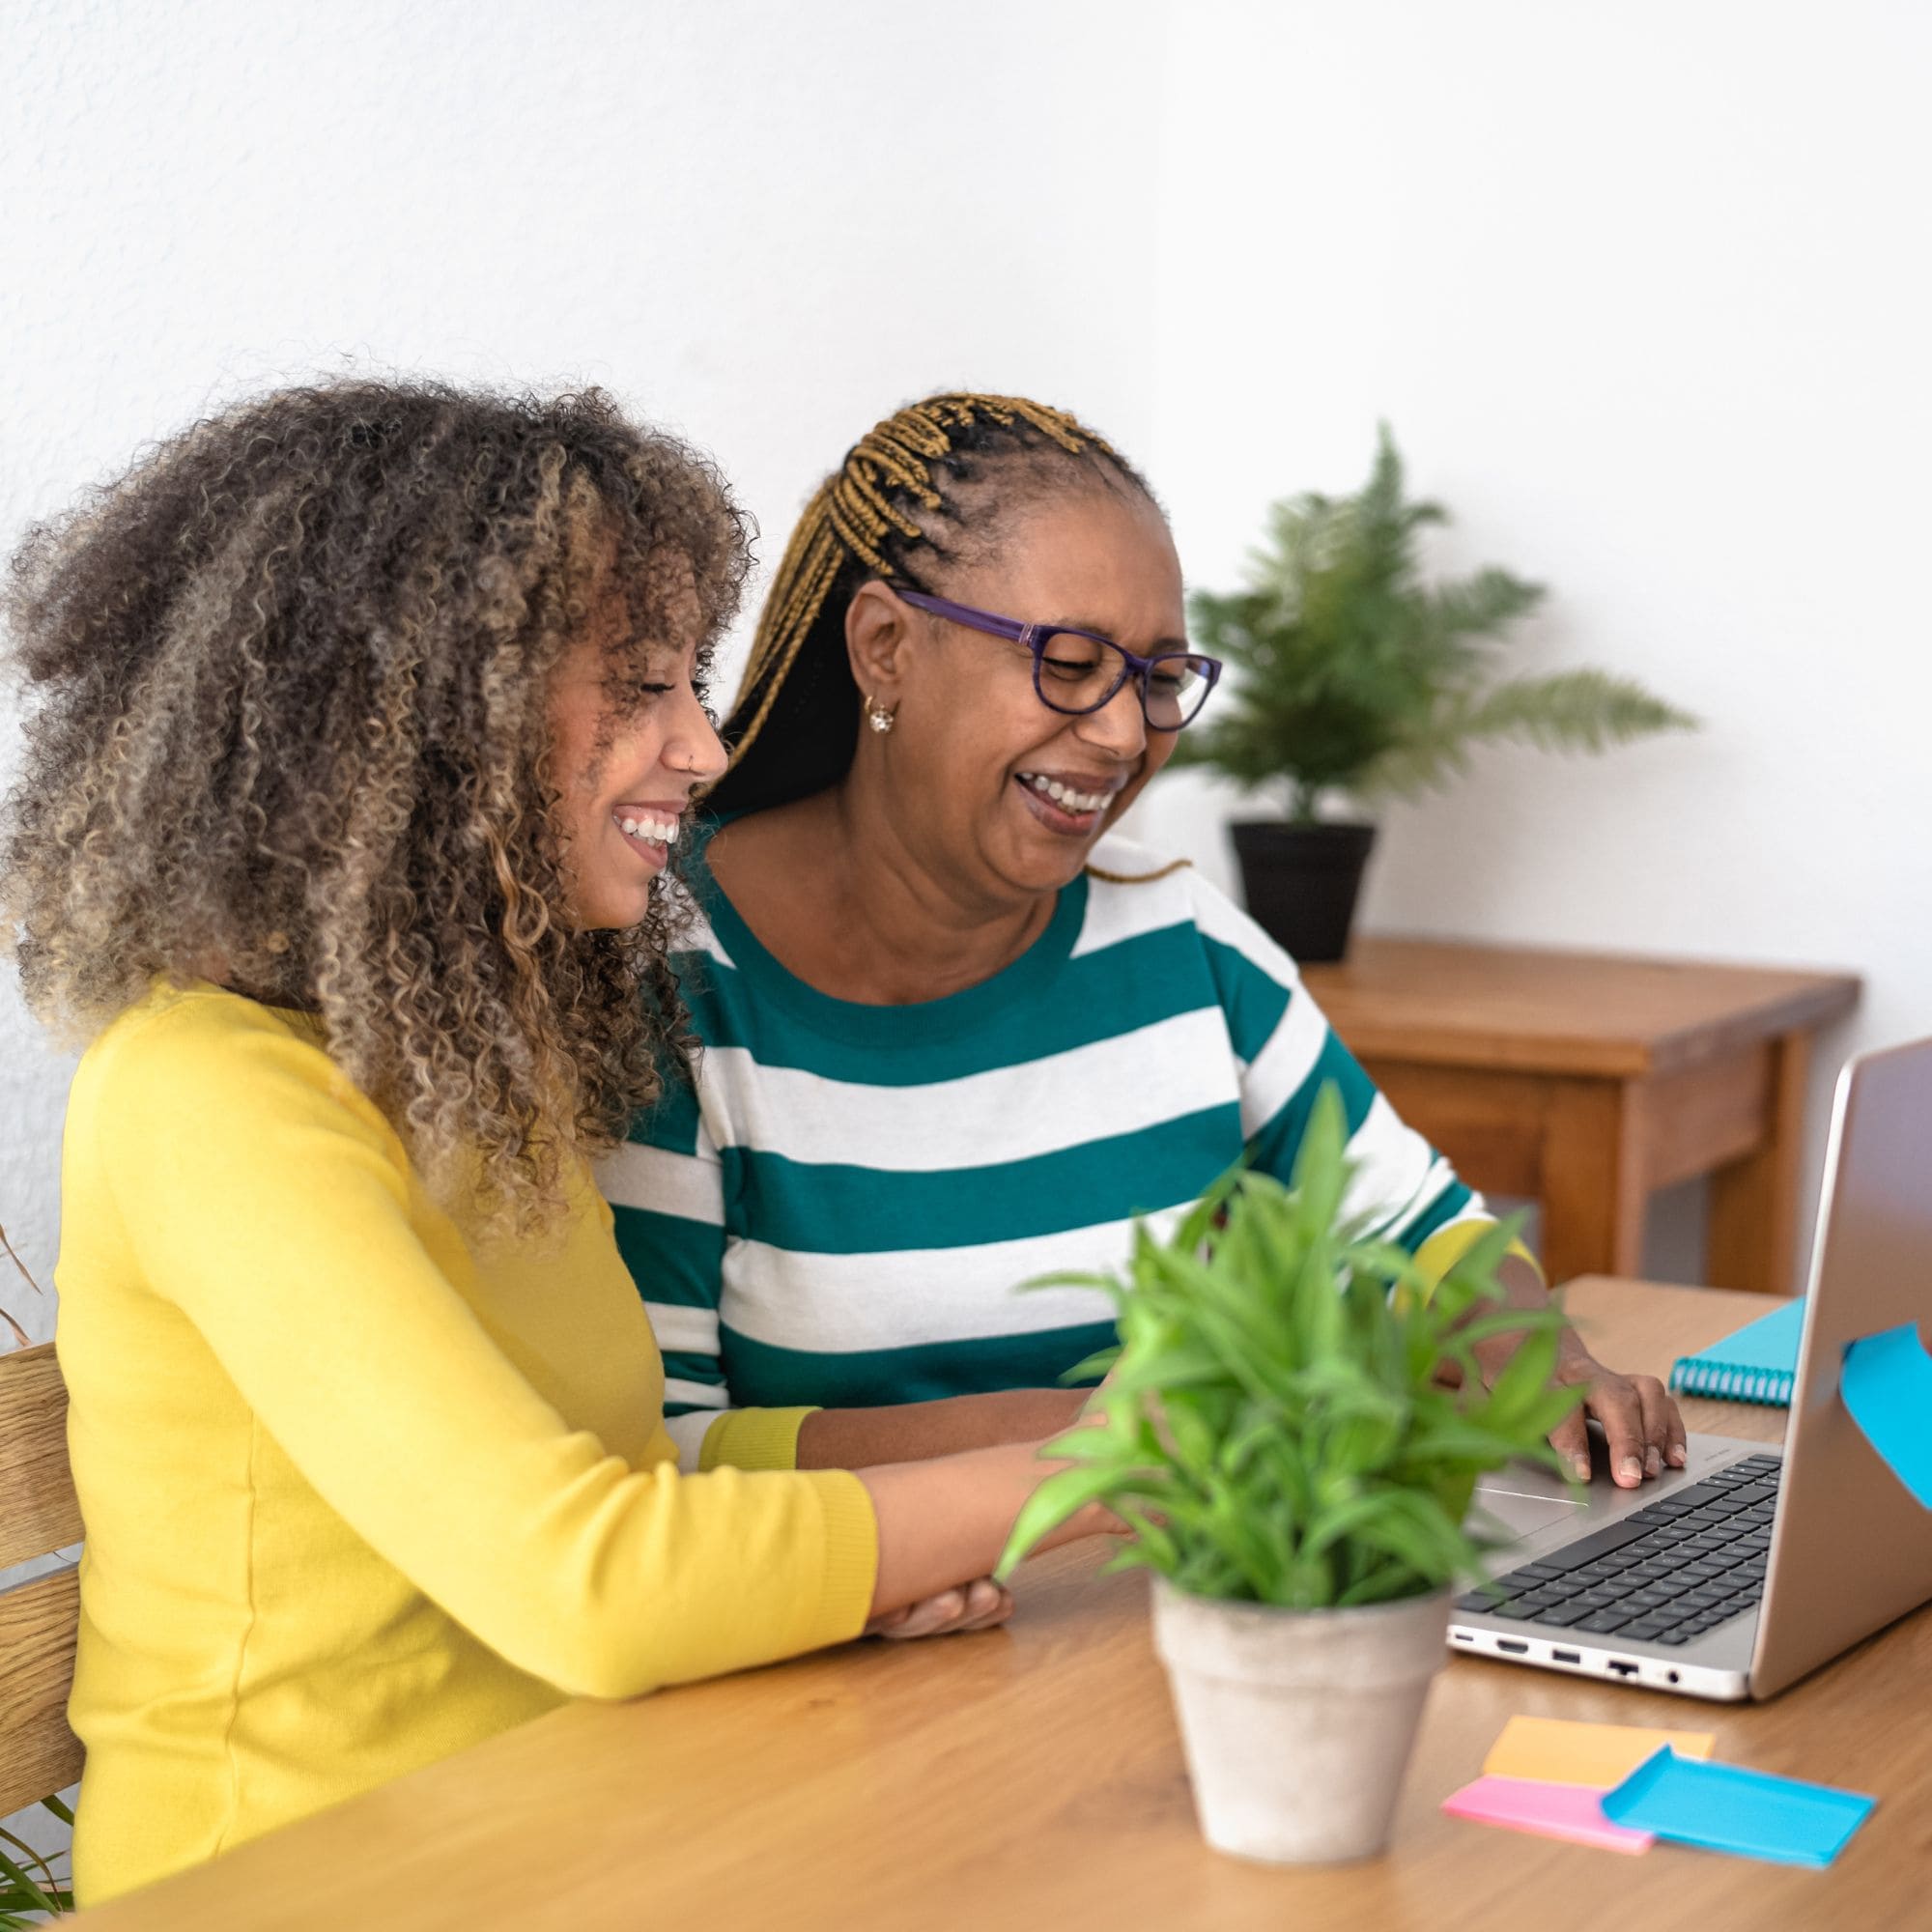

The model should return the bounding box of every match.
[1230,820,1378,964]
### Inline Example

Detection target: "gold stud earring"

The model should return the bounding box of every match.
[864,694,897,736]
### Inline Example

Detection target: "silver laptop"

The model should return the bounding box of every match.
[1450,1035,1932,1700]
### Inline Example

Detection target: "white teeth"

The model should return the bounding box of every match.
[616,813,679,846]
[1020,774,1107,815]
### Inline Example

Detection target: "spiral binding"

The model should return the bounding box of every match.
[1668,1360,1795,1406]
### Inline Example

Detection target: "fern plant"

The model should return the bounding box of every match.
[996,1089,1582,1608]
[1174,427,1695,824]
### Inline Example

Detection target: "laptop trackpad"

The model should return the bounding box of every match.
[1471,1443,1598,1540]
[1470,1421,1618,1542]
[1471,1487,1589,1541]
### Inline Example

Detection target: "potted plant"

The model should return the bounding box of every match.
[997,1090,1580,1866]
[1175,426,1695,961]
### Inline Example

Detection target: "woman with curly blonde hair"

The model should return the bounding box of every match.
[2,380,1109,1906]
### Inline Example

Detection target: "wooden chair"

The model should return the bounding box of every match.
[0,1341,85,1818]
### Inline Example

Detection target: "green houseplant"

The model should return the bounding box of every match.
[1176,426,1695,961]
[996,1090,1580,1864]
[0,1801,74,1928]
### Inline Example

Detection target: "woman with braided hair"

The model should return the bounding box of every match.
[606,392,1688,1488]
[3,381,1119,1905]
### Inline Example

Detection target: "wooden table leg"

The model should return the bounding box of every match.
[1705,1031,1810,1295]
[1540,1076,1648,1288]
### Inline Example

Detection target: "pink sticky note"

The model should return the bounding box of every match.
[1442,1775,1655,1855]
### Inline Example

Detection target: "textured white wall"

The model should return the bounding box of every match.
[7,0,1929,1331]
[0,0,1167,1338]
[2,0,1925,1869]
[1133,0,1932,1278]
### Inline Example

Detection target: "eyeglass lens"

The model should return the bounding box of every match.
[1035,632,1213,728]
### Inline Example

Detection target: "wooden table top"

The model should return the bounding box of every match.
[75,1281,1927,1931]
[1301,939,1860,1078]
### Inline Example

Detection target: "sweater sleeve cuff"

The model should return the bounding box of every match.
[1413,1218,1545,1291]
[800,1469,878,1644]
[697,1405,820,1473]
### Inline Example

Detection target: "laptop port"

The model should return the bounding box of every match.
[1607,1660,1638,1676]
[1551,1648,1581,1664]
[1496,1638,1529,1654]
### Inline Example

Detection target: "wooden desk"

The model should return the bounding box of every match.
[1301,940,1860,1295]
[74,1282,1929,1931]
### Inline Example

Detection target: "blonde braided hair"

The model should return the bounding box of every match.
[718,394,1133,792]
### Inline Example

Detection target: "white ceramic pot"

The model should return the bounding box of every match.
[1151,1577,1450,1865]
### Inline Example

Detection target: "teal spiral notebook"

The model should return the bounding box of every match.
[1667,1298,1806,1406]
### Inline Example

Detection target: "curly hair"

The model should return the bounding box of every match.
[1,378,750,1228]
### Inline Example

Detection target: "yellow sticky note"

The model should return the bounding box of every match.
[1484,1716,1716,1789]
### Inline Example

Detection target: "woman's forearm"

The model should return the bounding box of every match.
[1435,1251,1554,1388]
[1473,1251,1560,1366]
[795,1387,1088,1470]
[856,1439,1108,1617]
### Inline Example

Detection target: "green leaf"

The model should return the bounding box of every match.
[1015,1266,1124,1298]
[994,1462,1141,1581]
[1473,1323,1562,1431]
[1056,1345,1122,1386]
[0,1847,56,1918]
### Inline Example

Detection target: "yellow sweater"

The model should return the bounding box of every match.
[56,983,878,1905]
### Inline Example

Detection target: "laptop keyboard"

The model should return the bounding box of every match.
[1455,1453,1783,1647]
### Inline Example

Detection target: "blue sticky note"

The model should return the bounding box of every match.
[1841,1323,1932,1508]
[1602,1747,1875,1868]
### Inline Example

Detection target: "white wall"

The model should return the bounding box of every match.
[1132,0,1932,1277]
[0,0,1166,1868]
[0,0,1166,1337]
[6,0,1927,1317]
[3,0,1926,1869]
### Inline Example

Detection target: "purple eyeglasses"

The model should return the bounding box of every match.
[893,587,1222,731]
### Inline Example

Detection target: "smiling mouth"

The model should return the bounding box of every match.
[1012,770,1123,835]
[612,807,680,866]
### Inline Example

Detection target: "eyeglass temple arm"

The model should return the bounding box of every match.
[899,584,1219,695]
[895,587,1035,646]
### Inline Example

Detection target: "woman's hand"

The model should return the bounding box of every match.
[1468,1253,1689,1488]
[1543,1334,1688,1488]
[864,1576,1014,1640]
[857,1437,1115,1628]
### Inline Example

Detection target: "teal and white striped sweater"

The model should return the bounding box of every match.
[600,827,1500,1470]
